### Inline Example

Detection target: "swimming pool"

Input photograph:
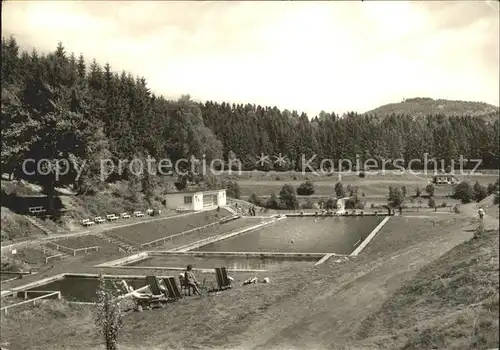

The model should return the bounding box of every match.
[194,216,384,254]
[24,275,148,302]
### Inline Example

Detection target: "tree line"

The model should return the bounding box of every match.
[2,37,499,210]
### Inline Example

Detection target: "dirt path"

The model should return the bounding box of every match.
[229,204,497,350]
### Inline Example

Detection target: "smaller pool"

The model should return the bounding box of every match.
[127,254,319,271]
[24,276,148,302]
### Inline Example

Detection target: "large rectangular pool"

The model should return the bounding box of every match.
[194,216,384,254]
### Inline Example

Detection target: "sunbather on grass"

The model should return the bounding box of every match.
[184,264,201,295]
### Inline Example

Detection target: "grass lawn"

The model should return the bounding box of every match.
[153,217,264,251]
[106,209,232,245]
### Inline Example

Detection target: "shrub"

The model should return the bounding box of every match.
[325,198,337,210]
[415,186,421,198]
[249,193,266,207]
[275,176,280,181]
[452,181,473,204]
[265,193,280,209]
[441,202,447,207]
[473,222,485,239]
[370,203,376,209]
[487,179,499,195]
[301,199,315,209]
[473,181,488,202]
[225,180,241,199]
[334,182,346,198]
[94,275,124,350]
[388,186,404,208]
[297,180,315,196]
[358,172,365,178]
[425,184,435,197]
[428,197,436,209]
[279,184,298,209]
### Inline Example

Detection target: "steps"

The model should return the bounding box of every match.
[224,206,238,215]
[26,217,55,236]
[92,233,137,254]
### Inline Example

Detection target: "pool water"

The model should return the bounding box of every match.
[195,216,384,254]
[25,276,147,302]
[127,255,318,271]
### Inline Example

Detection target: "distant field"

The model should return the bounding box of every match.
[221,172,499,197]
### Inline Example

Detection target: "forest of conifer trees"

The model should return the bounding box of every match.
[1,36,499,206]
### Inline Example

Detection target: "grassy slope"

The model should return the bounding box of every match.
[363,97,499,122]
[3,207,496,349]
[356,230,499,349]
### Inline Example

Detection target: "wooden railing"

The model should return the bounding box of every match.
[0,291,61,315]
[45,242,99,256]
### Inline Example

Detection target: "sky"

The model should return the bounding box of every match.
[2,0,499,117]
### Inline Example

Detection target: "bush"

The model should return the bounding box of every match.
[94,275,124,350]
[388,186,404,208]
[425,183,435,197]
[225,180,241,199]
[415,186,421,198]
[249,193,266,207]
[370,203,376,209]
[334,182,346,198]
[452,181,473,204]
[325,198,337,210]
[265,193,280,209]
[279,184,299,209]
[428,197,436,209]
[297,180,315,196]
[441,202,447,207]
[301,199,315,209]
[487,180,499,195]
[275,176,280,181]
[473,181,488,202]
[358,172,365,178]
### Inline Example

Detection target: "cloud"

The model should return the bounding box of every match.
[2,0,498,116]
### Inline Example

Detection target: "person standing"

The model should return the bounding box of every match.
[478,207,485,220]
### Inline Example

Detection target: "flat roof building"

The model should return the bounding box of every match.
[165,189,227,212]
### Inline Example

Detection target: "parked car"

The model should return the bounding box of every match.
[133,211,144,217]
[121,213,131,219]
[106,214,119,221]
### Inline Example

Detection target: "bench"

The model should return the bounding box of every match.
[28,206,46,215]
[94,217,106,224]
[106,214,119,221]
[81,219,95,227]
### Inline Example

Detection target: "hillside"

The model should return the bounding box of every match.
[364,97,499,122]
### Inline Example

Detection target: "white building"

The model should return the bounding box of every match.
[165,189,227,211]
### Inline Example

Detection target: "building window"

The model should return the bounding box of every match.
[184,196,193,204]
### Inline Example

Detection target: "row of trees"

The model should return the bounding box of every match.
[2,37,499,211]
[247,179,499,211]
